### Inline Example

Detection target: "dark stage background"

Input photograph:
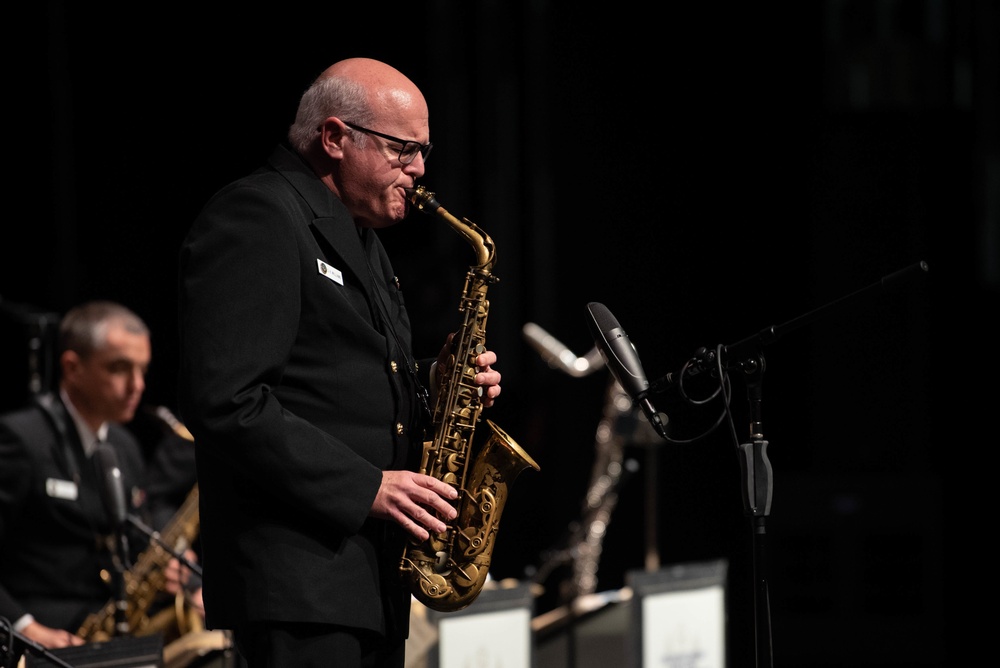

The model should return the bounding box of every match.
[3,2,998,666]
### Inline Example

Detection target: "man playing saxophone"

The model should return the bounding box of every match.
[0,301,203,650]
[177,58,504,668]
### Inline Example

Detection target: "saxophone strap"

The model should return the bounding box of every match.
[33,392,82,485]
[362,238,432,426]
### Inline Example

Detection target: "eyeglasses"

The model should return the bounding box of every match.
[343,121,433,165]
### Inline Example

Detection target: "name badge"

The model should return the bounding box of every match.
[317,259,344,285]
[46,478,78,500]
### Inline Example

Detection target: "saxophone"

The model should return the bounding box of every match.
[78,410,202,642]
[400,186,540,612]
[78,484,201,641]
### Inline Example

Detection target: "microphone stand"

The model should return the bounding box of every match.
[1,619,75,668]
[653,261,928,668]
[110,523,132,637]
[734,354,773,668]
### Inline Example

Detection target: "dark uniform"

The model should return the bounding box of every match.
[0,393,148,632]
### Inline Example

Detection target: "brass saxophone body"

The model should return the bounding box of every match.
[78,411,201,642]
[78,484,201,641]
[400,186,539,612]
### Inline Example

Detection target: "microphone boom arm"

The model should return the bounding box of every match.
[651,260,931,390]
[126,514,203,577]
[726,260,929,366]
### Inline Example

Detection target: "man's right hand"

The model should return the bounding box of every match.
[21,620,85,649]
[372,470,459,541]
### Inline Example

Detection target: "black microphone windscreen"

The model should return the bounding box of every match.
[585,302,669,438]
[585,302,650,397]
[94,442,128,526]
[586,302,619,335]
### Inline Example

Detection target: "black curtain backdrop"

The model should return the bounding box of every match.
[3,2,997,666]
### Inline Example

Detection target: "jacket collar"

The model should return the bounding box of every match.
[266,143,380,299]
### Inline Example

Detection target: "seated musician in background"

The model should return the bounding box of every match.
[0,300,201,649]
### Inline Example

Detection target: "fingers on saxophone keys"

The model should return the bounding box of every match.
[474,370,500,389]
[408,521,430,542]
[415,513,447,536]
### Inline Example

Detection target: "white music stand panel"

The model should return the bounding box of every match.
[627,559,728,668]
[439,607,531,667]
[424,581,535,668]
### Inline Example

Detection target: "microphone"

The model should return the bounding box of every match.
[93,441,133,628]
[585,302,667,438]
[522,322,604,378]
[94,442,128,527]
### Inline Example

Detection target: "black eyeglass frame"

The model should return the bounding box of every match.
[343,121,432,165]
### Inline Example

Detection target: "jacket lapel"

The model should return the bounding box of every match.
[267,144,377,306]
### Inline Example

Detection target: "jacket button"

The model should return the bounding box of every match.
[390,360,399,373]
[396,422,405,435]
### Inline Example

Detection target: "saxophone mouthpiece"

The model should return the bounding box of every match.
[404,186,424,208]
[406,185,441,214]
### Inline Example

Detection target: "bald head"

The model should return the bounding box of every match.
[319,58,425,123]
[288,58,428,156]
[317,57,414,88]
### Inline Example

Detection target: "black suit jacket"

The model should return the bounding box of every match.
[0,394,148,631]
[178,144,428,639]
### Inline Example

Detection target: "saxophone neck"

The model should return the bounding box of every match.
[407,186,494,269]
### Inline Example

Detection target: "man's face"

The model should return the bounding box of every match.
[337,101,430,229]
[63,323,151,425]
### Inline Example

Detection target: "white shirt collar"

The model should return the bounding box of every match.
[59,388,109,457]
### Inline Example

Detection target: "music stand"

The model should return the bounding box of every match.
[424,582,535,668]
[626,560,728,668]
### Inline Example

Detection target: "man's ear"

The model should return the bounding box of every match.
[319,117,348,158]
[60,350,81,380]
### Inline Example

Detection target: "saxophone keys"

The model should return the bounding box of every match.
[420,572,452,600]
[453,562,480,587]
[443,452,463,474]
